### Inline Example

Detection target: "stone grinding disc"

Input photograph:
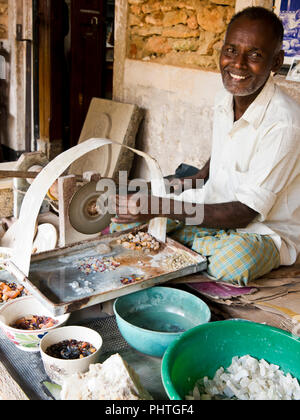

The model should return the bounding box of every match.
[68,181,112,234]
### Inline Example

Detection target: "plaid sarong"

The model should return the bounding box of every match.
[110,219,280,285]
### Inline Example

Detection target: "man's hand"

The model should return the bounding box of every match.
[110,193,202,226]
[110,193,159,224]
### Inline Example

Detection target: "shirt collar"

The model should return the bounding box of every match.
[215,76,276,129]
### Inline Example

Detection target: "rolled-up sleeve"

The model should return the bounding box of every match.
[234,125,300,222]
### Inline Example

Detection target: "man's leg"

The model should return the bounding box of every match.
[170,226,280,285]
[195,231,280,285]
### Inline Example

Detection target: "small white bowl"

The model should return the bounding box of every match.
[0,296,70,352]
[40,325,103,385]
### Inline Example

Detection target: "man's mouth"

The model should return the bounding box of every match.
[229,72,247,80]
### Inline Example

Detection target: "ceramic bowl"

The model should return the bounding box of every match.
[161,320,300,400]
[40,325,103,385]
[0,296,70,352]
[113,286,211,358]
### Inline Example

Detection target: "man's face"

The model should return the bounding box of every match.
[220,16,283,97]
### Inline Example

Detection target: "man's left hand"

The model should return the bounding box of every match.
[110,193,158,224]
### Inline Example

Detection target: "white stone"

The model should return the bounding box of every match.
[186,355,300,400]
[61,353,153,400]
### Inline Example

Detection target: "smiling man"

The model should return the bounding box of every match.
[111,7,300,285]
[220,8,284,118]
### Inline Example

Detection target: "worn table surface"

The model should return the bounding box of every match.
[0,307,168,400]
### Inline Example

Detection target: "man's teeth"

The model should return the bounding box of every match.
[230,73,246,80]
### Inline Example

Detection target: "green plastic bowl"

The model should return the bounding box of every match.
[113,286,211,358]
[162,320,300,400]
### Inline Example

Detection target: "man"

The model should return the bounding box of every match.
[111,7,300,285]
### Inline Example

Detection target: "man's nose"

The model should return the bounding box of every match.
[234,53,247,68]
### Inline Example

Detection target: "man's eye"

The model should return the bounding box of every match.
[222,47,236,57]
[225,47,235,54]
[250,52,262,58]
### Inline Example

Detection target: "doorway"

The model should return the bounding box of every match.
[34,0,114,154]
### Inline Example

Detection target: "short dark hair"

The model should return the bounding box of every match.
[228,6,284,45]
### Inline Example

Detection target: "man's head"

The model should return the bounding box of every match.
[219,7,284,98]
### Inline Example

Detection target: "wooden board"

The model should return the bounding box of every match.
[4,227,207,316]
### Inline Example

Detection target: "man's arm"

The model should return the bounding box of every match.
[164,198,258,229]
[112,193,258,229]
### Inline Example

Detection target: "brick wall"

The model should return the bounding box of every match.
[127,0,235,71]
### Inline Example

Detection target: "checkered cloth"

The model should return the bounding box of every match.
[110,219,280,286]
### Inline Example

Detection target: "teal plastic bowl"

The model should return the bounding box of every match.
[113,286,211,358]
[161,320,300,400]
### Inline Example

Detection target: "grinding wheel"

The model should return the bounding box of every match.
[68,181,112,235]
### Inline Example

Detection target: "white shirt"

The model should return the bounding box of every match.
[203,76,300,266]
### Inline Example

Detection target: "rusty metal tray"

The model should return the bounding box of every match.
[3,228,207,316]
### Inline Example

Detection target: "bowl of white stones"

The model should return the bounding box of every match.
[161,320,300,400]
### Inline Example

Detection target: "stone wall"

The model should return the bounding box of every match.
[127,0,235,71]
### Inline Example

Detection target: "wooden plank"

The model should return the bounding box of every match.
[0,170,40,179]
[0,361,29,400]
[0,170,83,182]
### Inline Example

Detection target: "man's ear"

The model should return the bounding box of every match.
[272,49,285,74]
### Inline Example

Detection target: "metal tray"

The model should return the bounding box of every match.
[4,228,207,315]
[0,270,29,309]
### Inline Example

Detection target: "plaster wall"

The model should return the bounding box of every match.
[275,75,300,105]
[122,59,222,178]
